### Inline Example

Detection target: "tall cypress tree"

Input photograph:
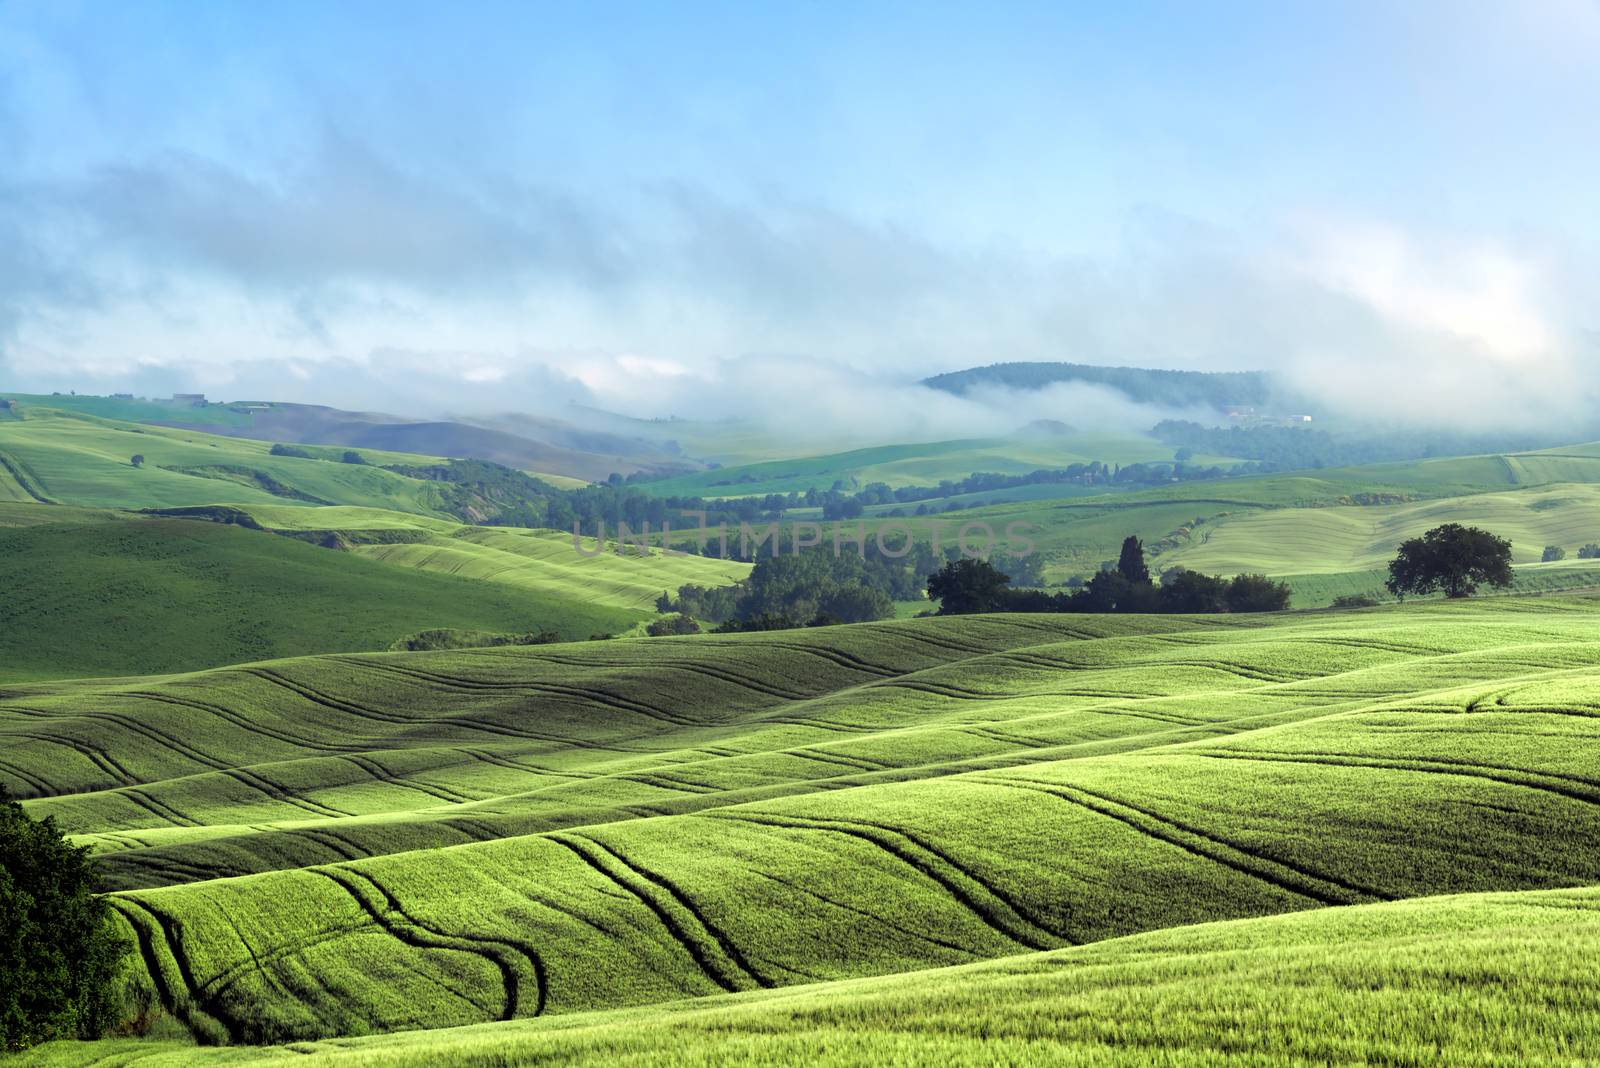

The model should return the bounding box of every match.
[1117,535,1151,584]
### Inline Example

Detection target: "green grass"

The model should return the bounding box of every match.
[26,884,1600,1065]
[4,599,1599,1048]
[1164,482,1600,573]
[0,407,454,515]
[0,393,261,428]
[638,435,1241,498]
[239,504,749,615]
[0,512,643,681]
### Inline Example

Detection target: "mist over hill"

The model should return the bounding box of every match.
[922,362,1283,413]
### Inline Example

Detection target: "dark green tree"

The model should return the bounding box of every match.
[1158,569,1230,613]
[927,558,1012,614]
[646,614,701,636]
[1225,573,1293,612]
[129,454,144,468]
[1385,524,1513,599]
[818,584,894,624]
[1542,545,1566,562]
[1,787,129,1051]
[1116,535,1150,584]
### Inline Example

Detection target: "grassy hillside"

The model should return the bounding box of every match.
[5,599,1599,1044]
[0,394,683,482]
[1278,558,1600,607]
[242,504,750,614]
[0,407,455,514]
[638,434,1240,498]
[0,513,642,681]
[30,884,1599,1065]
[1165,482,1600,573]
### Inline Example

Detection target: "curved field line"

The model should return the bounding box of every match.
[0,448,55,503]
[575,833,775,989]
[713,811,1064,951]
[245,668,415,725]
[748,867,980,958]
[546,832,755,994]
[223,767,355,819]
[1191,749,1600,807]
[0,755,55,796]
[727,640,902,677]
[324,658,702,727]
[310,865,545,1020]
[121,787,203,828]
[115,895,241,1043]
[65,708,232,771]
[982,775,1381,905]
[21,730,141,784]
[340,753,476,805]
[124,689,369,754]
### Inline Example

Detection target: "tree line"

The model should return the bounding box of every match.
[927,536,1291,615]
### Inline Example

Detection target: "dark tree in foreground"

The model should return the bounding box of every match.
[928,558,1012,614]
[1,787,128,1051]
[1386,523,1513,599]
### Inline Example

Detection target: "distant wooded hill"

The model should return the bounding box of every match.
[922,361,1277,410]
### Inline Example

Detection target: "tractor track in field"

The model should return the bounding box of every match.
[121,787,204,827]
[111,898,208,1043]
[115,894,241,1043]
[60,707,232,771]
[124,688,371,754]
[547,832,768,994]
[692,639,904,678]
[112,851,251,888]
[619,772,720,796]
[865,626,995,656]
[340,753,478,805]
[222,767,355,819]
[245,667,416,725]
[20,729,141,785]
[713,810,1064,951]
[0,754,56,795]
[579,834,776,989]
[979,775,1384,905]
[1190,749,1600,808]
[454,746,595,779]
[260,663,664,750]
[0,448,54,503]
[310,865,547,1020]
[748,867,982,958]
[322,657,703,727]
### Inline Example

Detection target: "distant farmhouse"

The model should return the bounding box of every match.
[1227,406,1313,428]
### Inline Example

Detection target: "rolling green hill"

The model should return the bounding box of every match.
[0,407,455,514]
[0,513,644,681]
[29,884,1598,1066]
[637,434,1241,499]
[6,598,1599,1049]
[240,504,750,614]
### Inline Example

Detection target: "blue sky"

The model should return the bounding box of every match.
[1,1,1597,428]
